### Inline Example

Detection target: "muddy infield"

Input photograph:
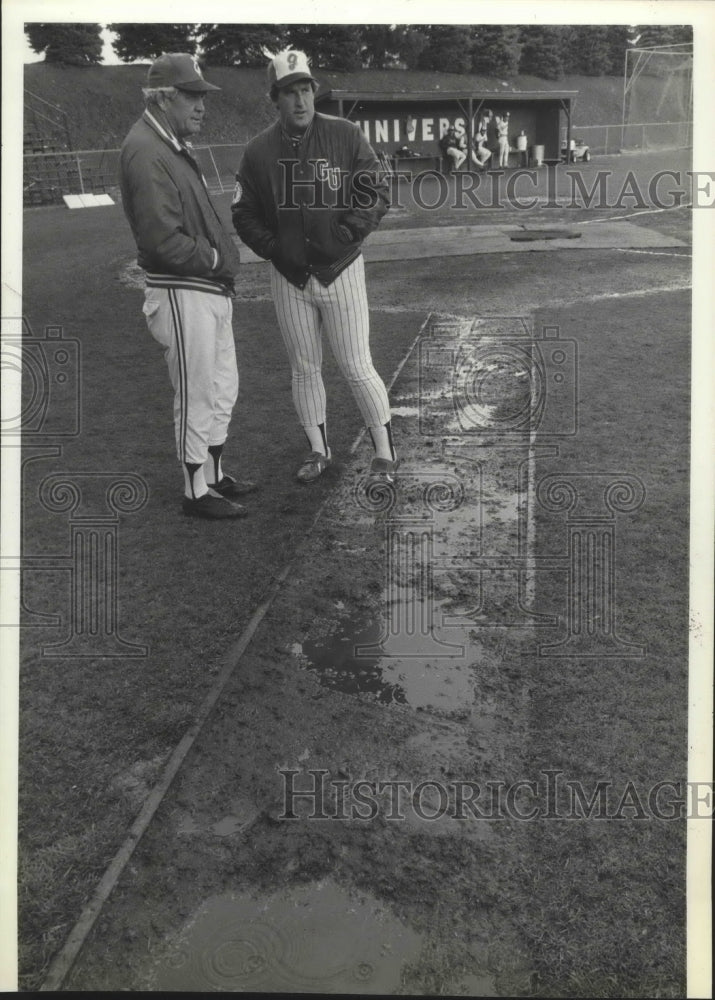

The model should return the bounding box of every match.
[53,311,547,995]
[25,197,692,995]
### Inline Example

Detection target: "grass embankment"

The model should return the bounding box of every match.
[24,62,627,149]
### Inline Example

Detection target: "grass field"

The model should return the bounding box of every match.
[12,147,696,994]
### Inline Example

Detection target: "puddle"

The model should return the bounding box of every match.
[176,797,261,838]
[302,608,478,713]
[150,879,422,994]
[302,618,405,705]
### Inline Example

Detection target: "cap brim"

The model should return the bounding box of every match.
[275,72,317,90]
[176,80,221,92]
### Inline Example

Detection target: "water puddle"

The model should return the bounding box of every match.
[303,618,404,705]
[150,879,422,994]
[302,607,478,713]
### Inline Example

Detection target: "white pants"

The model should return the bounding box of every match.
[142,286,238,465]
[270,256,391,430]
[445,146,467,170]
[472,146,491,167]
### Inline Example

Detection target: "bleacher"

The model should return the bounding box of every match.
[24,143,116,207]
[23,89,115,207]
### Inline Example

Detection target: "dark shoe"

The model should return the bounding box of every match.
[208,474,258,498]
[296,450,331,483]
[182,493,248,519]
[368,456,400,485]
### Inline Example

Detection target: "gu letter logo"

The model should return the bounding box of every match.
[287,52,298,71]
[315,160,342,191]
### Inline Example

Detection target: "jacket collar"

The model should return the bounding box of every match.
[143,109,185,153]
[279,114,316,148]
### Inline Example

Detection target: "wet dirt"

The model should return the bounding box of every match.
[62,312,548,994]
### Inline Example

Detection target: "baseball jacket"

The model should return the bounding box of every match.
[119,111,240,295]
[232,112,390,288]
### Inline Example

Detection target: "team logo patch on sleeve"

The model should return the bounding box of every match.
[231,180,243,206]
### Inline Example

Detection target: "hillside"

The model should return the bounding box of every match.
[24,62,626,150]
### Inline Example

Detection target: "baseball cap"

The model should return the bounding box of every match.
[267,49,317,91]
[147,52,220,93]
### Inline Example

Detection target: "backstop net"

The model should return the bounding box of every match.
[622,43,693,150]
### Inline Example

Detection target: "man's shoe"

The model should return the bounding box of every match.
[208,474,258,498]
[367,456,400,485]
[182,493,248,519]
[296,450,331,484]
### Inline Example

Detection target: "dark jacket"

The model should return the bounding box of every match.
[232,112,389,288]
[119,111,240,295]
[440,131,466,153]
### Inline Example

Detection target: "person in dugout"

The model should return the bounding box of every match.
[471,121,492,169]
[439,125,467,172]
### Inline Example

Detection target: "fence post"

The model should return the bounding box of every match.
[207,146,224,193]
[76,155,84,194]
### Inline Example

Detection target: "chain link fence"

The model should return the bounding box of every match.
[23,143,247,206]
[564,121,691,156]
[24,123,691,206]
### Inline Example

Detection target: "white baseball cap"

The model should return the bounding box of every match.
[267,49,317,90]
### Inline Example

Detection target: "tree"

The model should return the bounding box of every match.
[392,26,429,70]
[25,23,103,65]
[197,24,288,65]
[629,24,692,49]
[604,25,631,75]
[471,25,521,76]
[360,25,399,69]
[284,25,363,71]
[418,25,473,74]
[108,23,198,62]
[562,26,611,76]
[518,26,565,80]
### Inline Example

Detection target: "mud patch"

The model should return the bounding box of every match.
[116,257,146,290]
[148,879,423,994]
[175,795,261,838]
[110,755,167,810]
[302,607,480,715]
[510,228,582,241]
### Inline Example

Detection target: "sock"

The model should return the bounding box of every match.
[368,421,396,462]
[183,462,208,499]
[205,444,224,486]
[304,423,329,457]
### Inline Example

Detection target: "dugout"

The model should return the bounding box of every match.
[315,89,577,169]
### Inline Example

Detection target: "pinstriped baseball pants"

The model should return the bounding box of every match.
[142,286,238,465]
[270,255,391,430]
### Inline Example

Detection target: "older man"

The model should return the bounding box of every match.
[232,49,398,485]
[120,53,256,519]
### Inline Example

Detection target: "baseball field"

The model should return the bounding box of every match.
[13,145,703,995]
